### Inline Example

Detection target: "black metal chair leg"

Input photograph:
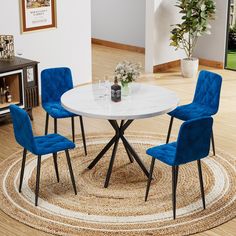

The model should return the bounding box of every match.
[145,157,156,201]
[175,165,179,191]
[45,113,49,135]
[35,155,42,206]
[19,148,27,192]
[79,116,87,156]
[71,117,75,143]
[53,153,60,182]
[166,117,174,144]
[211,130,216,156]
[54,118,57,134]
[172,166,177,219]
[197,160,206,209]
[65,150,77,195]
[104,138,119,188]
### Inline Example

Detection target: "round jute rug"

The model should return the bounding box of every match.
[0,133,235,236]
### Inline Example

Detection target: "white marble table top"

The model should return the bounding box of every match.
[61,83,179,120]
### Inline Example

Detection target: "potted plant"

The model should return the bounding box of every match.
[114,61,141,96]
[170,0,216,78]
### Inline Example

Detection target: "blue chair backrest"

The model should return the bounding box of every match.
[41,67,73,104]
[193,70,222,115]
[10,105,36,153]
[174,117,213,165]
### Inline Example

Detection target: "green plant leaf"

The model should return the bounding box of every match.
[170,0,216,58]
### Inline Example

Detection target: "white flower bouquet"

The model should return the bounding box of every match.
[114,61,142,86]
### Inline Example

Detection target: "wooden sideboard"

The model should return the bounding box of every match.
[0,57,39,120]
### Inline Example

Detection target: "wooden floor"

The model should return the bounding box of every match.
[0,44,235,235]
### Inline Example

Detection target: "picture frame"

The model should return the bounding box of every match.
[20,0,57,33]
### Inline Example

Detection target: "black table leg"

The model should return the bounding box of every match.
[121,135,149,177]
[119,120,134,163]
[87,119,149,187]
[87,135,117,169]
[104,137,119,188]
[123,142,134,163]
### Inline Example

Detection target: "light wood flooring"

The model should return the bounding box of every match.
[0,44,235,235]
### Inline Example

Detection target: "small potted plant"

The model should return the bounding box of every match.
[170,0,216,78]
[114,61,141,96]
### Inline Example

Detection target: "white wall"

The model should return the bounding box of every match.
[153,0,186,66]
[91,0,145,48]
[194,0,228,63]
[0,1,92,91]
[145,0,155,72]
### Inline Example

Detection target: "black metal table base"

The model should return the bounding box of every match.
[88,120,149,188]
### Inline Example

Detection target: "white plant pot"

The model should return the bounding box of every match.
[181,58,199,78]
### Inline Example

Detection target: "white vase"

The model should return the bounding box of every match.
[181,58,199,78]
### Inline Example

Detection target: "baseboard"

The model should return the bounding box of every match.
[153,60,180,73]
[153,58,224,73]
[92,38,145,54]
[199,58,224,69]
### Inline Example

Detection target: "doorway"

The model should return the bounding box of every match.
[225,0,236,70]
[91,0,147,81]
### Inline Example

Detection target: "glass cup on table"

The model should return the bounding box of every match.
[94,79,105,100]
[103,76,111,98]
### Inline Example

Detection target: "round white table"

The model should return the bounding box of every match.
[61,83,179,187]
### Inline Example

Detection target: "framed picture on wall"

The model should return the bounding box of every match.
[20,0,57,33]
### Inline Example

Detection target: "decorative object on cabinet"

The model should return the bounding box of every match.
[0,35,15,60]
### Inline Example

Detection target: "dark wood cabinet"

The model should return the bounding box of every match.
[0,57,39,120]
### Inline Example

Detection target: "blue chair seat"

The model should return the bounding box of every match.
[168,103,215,121]
[145,117,213,219]
[166,70,222,157]
[34,134,75,155]
[43,102,76,119]
[146,142,177,166]
[41,67,87,154]
[10,105,77,206]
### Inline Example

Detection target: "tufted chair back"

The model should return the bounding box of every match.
[41,67,74,105]
[174,117,213,165]
[193,70,222,115]
[10,105,37,153]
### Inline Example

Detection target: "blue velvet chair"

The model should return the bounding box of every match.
[145,117,213,219]
[166,70,222,156]
[10,105,77,206]
[41,67,87,155]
